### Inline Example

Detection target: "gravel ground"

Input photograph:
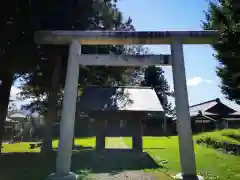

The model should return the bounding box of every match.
[89,171,157,180]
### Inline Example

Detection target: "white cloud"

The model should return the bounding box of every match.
[187,77,203,86]
[187,77,213,86]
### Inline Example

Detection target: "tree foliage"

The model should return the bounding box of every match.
[0,0,139,153]
[8,101,17,116]
[18,1,145,115]
[141,66,174,115]
[0,0,43,152]
[0,0,38,73]
[12,0,140,152]
[203,0,240,104]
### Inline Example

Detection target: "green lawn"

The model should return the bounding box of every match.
[1,137,96,153]
[1,135,240,180]
[123,136,240,179]
[53,137,96,148]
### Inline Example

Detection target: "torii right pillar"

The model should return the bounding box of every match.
[171,40,204,180]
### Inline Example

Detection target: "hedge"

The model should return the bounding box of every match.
[195,129,240,156]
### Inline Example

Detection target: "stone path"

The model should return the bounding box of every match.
[105,137,128,149]
[89,137,158,180]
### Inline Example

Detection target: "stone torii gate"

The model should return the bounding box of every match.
[34,30,218,180]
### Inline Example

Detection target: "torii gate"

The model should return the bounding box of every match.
[34,30,219,180]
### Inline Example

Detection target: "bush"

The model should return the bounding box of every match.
[195,129,240,156]
[220,129,240,141]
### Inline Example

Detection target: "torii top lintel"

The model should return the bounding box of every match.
[34,30,219,45]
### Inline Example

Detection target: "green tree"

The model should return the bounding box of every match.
[18,0,140,152]
[8,101,17,116]
[0,0,39,152]
[141,66,174,115]
[203,0,240,104]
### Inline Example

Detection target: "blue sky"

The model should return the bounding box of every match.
[117,0,240,110]
[10,0,240,110]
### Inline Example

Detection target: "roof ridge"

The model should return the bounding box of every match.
[190,98,220,107]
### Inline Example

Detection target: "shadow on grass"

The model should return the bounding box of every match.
[0,152,55,180]
[71,149,160,173]
[0,149,160,180]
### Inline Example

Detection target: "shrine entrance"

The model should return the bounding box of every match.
[34,30,218,180]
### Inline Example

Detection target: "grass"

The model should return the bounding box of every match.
[2,137,96,153]
[1,137,96,180]
[123,134,240,180]
[1,132,240,180]
[1,142,41,153]
[1,138,170,180]
[53,137,96,148]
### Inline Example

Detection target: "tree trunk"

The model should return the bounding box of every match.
[0,72,13,153]
[42,56,62,153]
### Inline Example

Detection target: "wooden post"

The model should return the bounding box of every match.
[96,119,105,151]
[132,120,143,152]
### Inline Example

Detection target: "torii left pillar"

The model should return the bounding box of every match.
[46,40,80,180]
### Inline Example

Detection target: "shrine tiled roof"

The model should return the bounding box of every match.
[189,98,237,117]
[77,86,163,112]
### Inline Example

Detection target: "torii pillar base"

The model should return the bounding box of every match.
[173,173,204,180]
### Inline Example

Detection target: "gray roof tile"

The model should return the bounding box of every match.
[77,86,163,112]
[190,99,218,114]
